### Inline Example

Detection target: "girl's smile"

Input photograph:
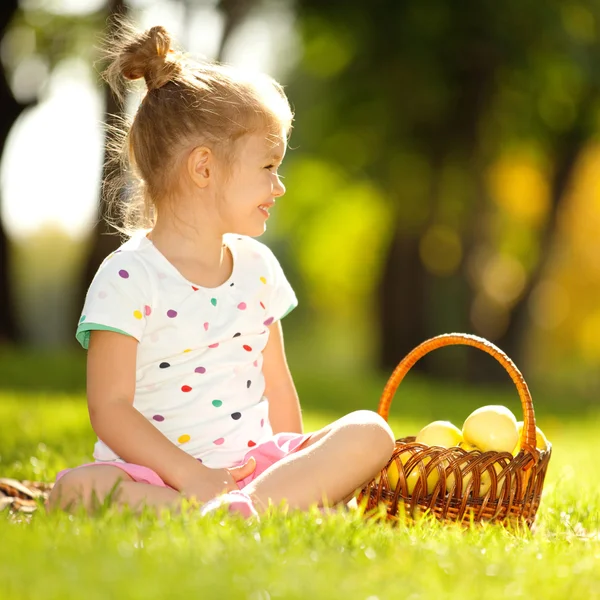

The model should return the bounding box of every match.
[258,202,274,218]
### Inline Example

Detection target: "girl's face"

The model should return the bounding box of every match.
[218,130,287,237]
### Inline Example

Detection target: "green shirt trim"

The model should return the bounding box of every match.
[280,302,297,320]
[76,323,135,350]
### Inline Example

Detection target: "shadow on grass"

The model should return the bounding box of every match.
[0,345,86,393]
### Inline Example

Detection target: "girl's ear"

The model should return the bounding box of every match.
[187,146,213,189]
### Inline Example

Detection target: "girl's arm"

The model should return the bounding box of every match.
[86,330,231,494]
[263,320,303,434]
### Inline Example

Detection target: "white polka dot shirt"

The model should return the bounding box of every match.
[76,230,298,469]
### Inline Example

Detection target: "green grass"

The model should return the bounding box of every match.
[1,356,600,599]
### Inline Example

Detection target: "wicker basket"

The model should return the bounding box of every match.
[357,333,552,528]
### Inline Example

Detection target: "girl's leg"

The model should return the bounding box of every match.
[47,465,182,514]
[48,410,395,516]
[243,410,395,511]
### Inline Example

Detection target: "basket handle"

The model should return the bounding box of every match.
[378,333,538,458]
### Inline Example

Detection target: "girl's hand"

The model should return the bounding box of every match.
[180,457,257,504]
[227,457,257,484]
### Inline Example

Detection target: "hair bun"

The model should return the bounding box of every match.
[120,25,181,91]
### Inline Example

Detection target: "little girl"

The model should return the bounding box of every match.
[47,23,394,518]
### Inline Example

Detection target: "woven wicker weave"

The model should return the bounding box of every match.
[357,333,552,528]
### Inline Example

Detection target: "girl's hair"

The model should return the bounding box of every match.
[101,21,294,236]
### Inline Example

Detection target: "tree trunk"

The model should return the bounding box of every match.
[0,0,35,344]
[492,94,594,368]
[378,29,498,379]
[74,0,127,333]
[216,0,256,62]
[378,225,428,372]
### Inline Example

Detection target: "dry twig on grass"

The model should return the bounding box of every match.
[0,478,53,514]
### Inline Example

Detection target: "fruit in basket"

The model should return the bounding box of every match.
[446,462,505,497]
[479,463,506,496]
[458,440,480,452]
[415,420,463,448]
[512,421,549,455]
[387,452,440,495]
[462,405,518,453]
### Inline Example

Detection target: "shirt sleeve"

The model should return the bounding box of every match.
[75,251,153,350]
[263,245,298,323]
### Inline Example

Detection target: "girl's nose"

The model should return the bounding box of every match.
[273,175,286,198]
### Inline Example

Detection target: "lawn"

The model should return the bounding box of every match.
[1,350,599,599]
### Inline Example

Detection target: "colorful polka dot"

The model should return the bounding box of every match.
[197,457,203,463]
[233,332,241,338]
[79,315,86,324]
[264,317,274,326]
[212,400,223,407]
[247,380,251,388]
[144,305,152,316]
[238,302,247,310]
[260,277,267,284]
[211,298,217,306]
[195,366,206,374]
[253,360,259,367]
[133,310,143,320]
[183,348,192,353]
[204,322,209,331]
[167,309,178,318]
[178,434,191,444]
[230,282,234,287]
[213,438,225,446]
[243,345,252,352]
[152,415,165,422]
[119,269,129,279]
[181,385,192,392]
[191,285,199,291]
[231,412,241,420]
[247,440,256,447]
[260,419,265,427]
[159,362,170,368]
[260,302,266,310]
[209,343,219,348]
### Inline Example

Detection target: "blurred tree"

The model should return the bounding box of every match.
[0,0,32,344]
[1,3,112,346]
[491,94,599,371]
[287,0,600,380]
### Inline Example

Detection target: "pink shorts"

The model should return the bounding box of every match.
[55,432,312,490]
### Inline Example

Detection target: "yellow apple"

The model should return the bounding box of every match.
[446,462,504,497]
[415,420,463,448]
[479,463,505,496]
[462,405,518,453]
[387,452,440,495]
[513,421,550,455]
[458,440,480,452]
